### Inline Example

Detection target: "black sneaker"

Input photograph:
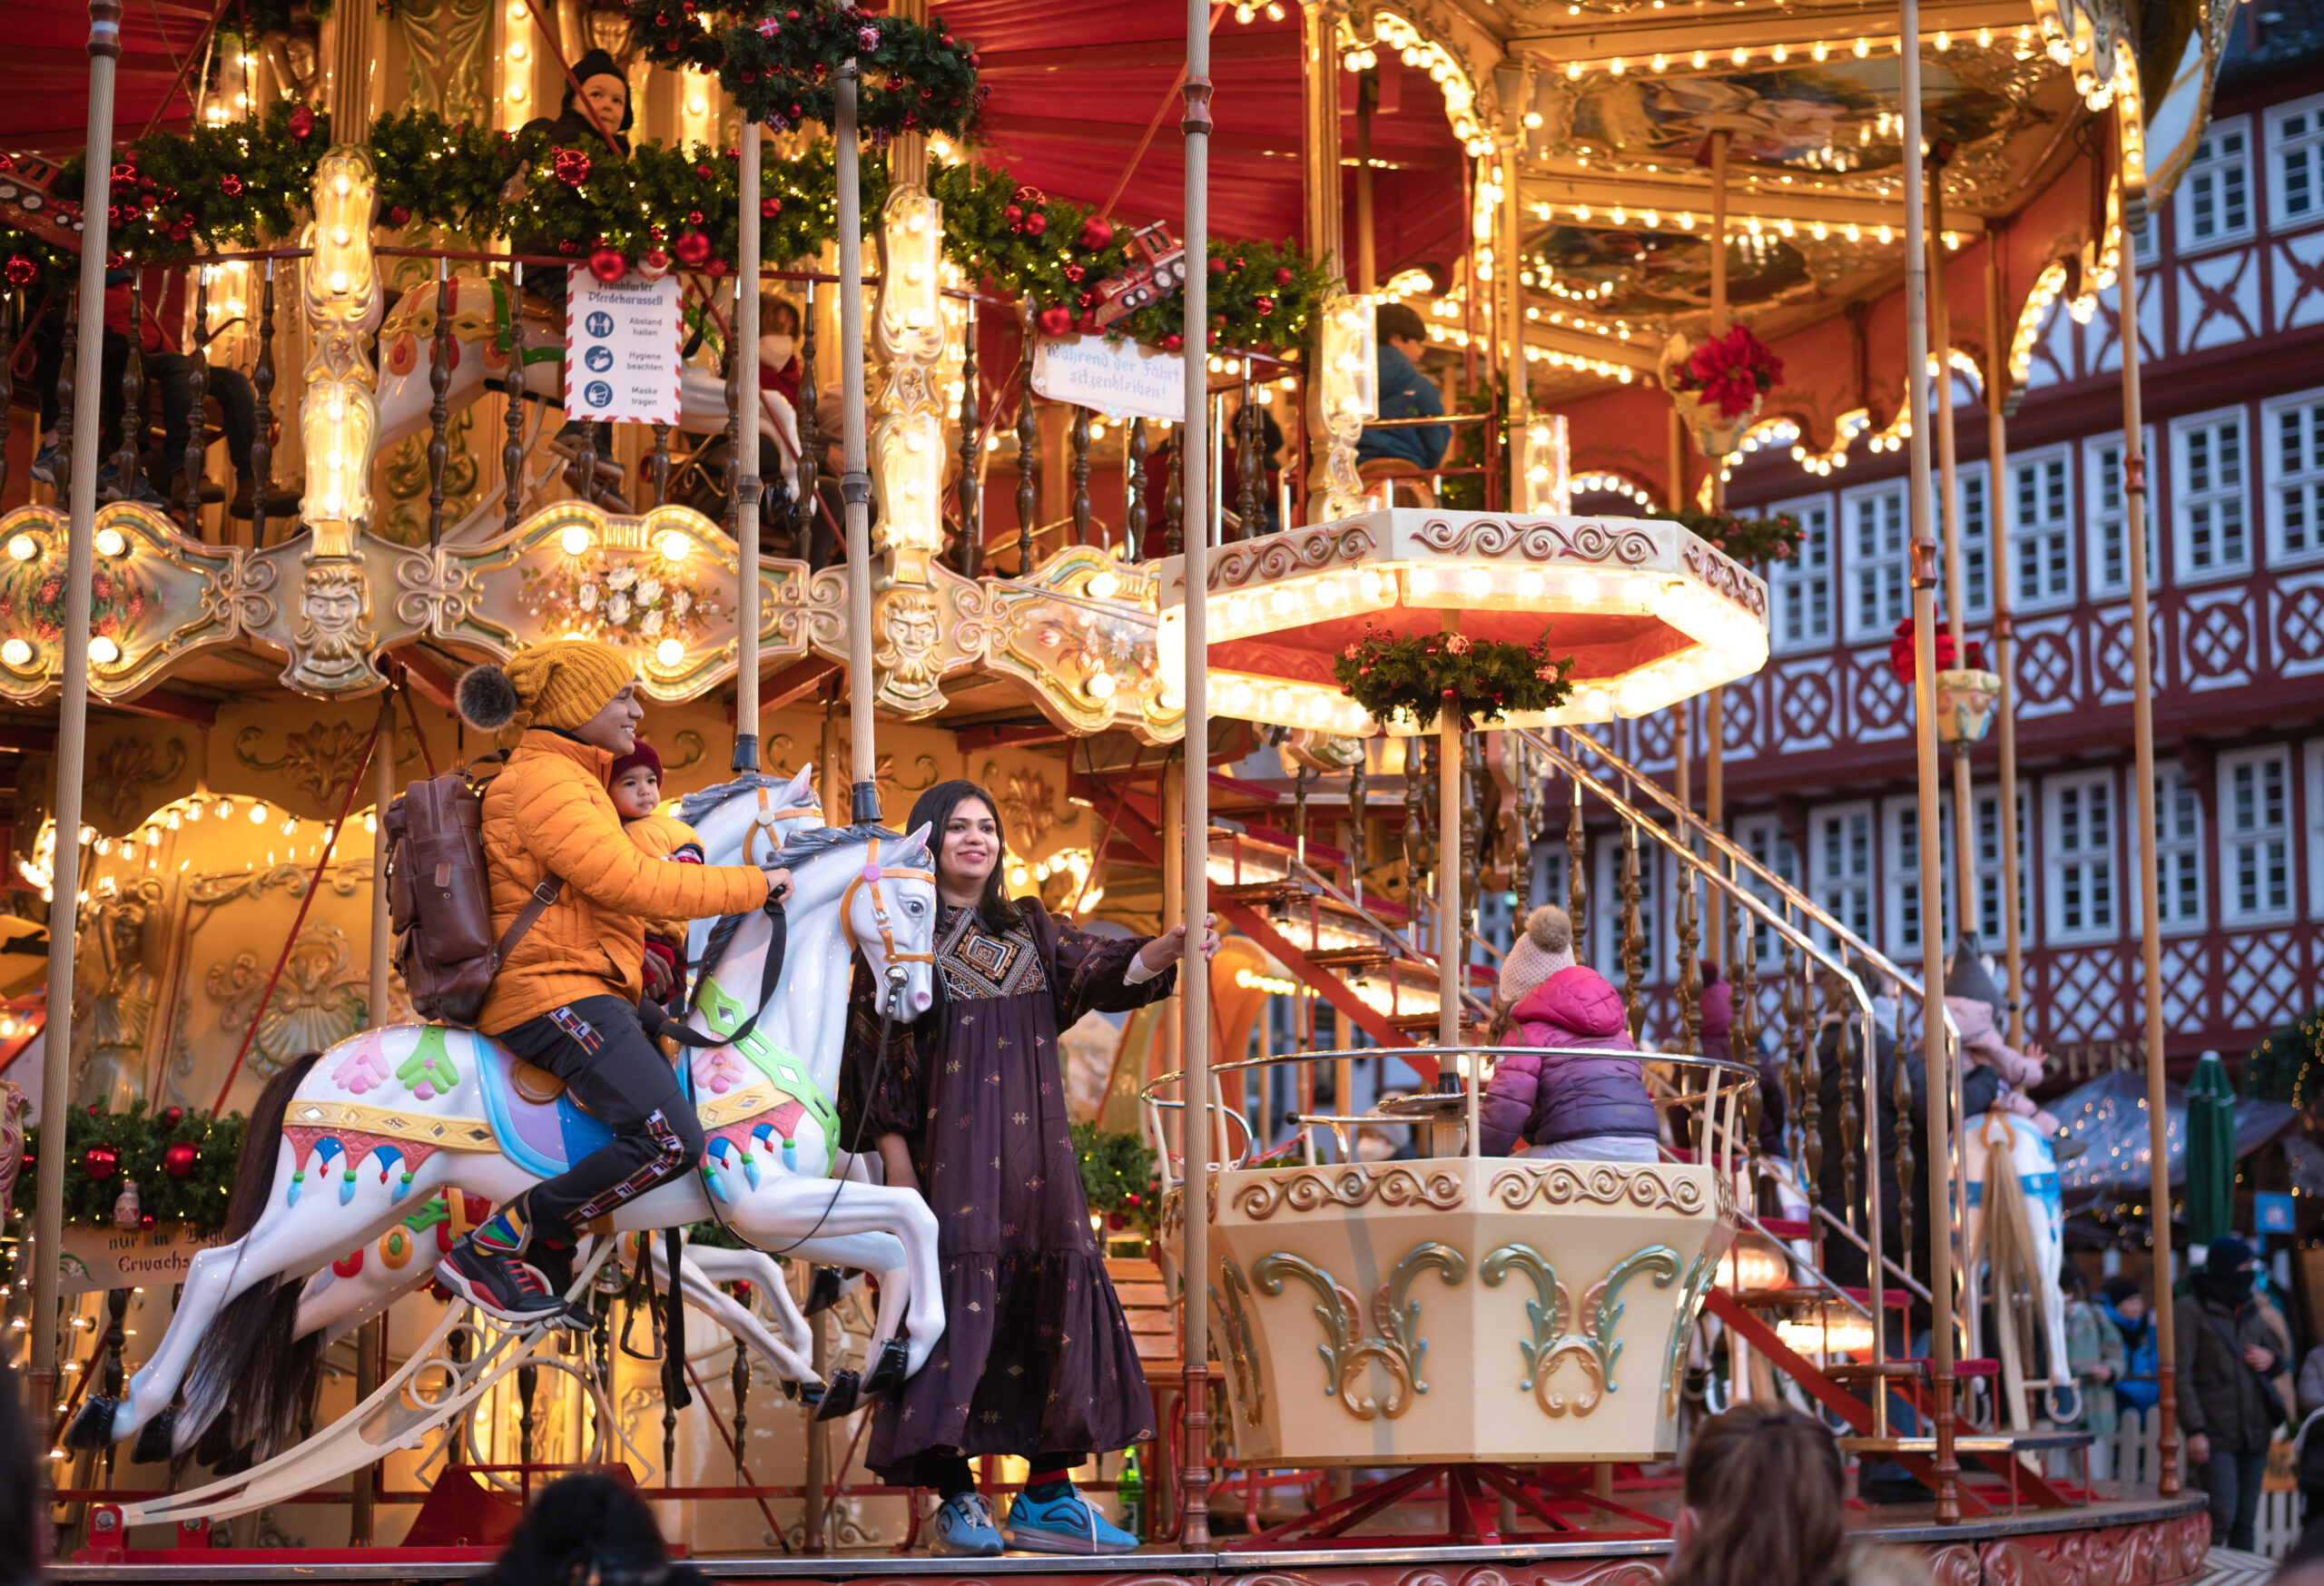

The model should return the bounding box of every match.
[438,1235,574,1326]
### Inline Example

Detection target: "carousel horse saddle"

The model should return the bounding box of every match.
[475,1043,616,1179]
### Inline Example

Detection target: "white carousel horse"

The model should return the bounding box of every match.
[282,766,908,1393]
[1961,1109,2074,1430]
[67,817,943,1464]
[372,271,803,537]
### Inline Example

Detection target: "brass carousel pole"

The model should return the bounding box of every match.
[1930,170,1978,960]
[1703,131,1729,960]
[837,60,876,821]
[1982,240,2028,1050]
[1178,0,1215,1542]
[1899,0,1961,1520]
[30,0,123,1435]
[2116,108,2180,1495]
[354,692,396,1544]
[734,110,763,773]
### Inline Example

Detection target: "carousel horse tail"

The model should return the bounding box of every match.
[169,1052,329,1464]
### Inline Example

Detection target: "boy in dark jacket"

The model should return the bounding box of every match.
[2176,1236,2287,1551]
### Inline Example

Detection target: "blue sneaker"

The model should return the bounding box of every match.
[95,464,167,507]
[930,1491,1002,1558]
[28,442,59,487]
[1002,1485,1139,1555]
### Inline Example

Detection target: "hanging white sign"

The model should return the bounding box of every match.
[60,1224,229,1295]
[564,270,683,425]
[1031,333,1186,424]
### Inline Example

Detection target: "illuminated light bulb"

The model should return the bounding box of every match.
[88,635,121,665]
[656,637,685,668]
[1517,571,1544,598]
[1730,44,1748,63]
[1650,54,1667,70]
[1771,42,1787,61]
[1409,566,1438,596]
[687,95,707,115]
[1691,48,1709,66]
[94,527,126,557]
[1813,40,1829,60]
[330,271,349,293]
[1855,36,1870,54]
[332,226,350,246]
[560,525,593,556]
[250,803,269,824]
[1464,568,1491,596]
[657,530,691,563]
[1359,569,1386,602]
[1088,569,1120,600]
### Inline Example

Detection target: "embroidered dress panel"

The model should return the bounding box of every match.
[937,908,1053,1000]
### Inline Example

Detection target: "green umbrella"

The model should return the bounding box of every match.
[2187,1049,2238,1246]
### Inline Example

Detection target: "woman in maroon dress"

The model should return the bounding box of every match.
[839,779,1216,1556]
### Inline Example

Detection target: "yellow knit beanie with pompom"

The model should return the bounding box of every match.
[457,640,635,735]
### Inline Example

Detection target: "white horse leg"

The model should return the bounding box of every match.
[670,1260,815,1384]
[772,1231,913,1359]
[684,1246,812,1358]
[103,1147,455,1447]
[725,1179,943,1378]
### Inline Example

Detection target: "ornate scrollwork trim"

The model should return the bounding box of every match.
[1232,1164,1464,1220]
[1413,516,1659,566]
[1490,1161,1710,1215]
[1251,1240,1466,1420]
[1207,523,1379,591]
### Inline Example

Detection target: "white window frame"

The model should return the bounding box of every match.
[1971,785,2032,950]
[2307,740,2324,922]
[1882,794,1956,960]
[1593,835,1665,983]
[2006,444,2076,611]
[1737,813,1801,970]
[2268,93,2324,233]
[1841,482,1910,644]
[2263,385,2324,567]
[2084,429,2161,599]
[1944,461,1994,623]
[2043,771,2121,946]
[1807,801,1876,952]
[2175,114,2256,254]
[1768,493,1836,654]
[2220,747,2296,927]
[2156,763,2207,934]
[2171,407,2255,584]
[1531,834,1571,931]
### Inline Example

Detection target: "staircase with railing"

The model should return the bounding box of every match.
[1111,722,2097,1520]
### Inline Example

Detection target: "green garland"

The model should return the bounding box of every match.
[1073,1121,1159,1237]
[628,1,984,137]
[8,1103,247,1242]
[1332,626,1576,732]
[0,106,1334,354]
[1666,507,1806,568]
[931,160,1332,352]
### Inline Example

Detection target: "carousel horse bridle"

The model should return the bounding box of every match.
[838,833,937,984]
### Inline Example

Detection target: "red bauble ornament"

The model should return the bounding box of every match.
[389,204,411,227]
[761,197,783,220]
[552,146,593,189]
[288,105,315,140]
[675,231,712,267]
[1106,1212,1128,1231]
[1078,216,1114,252]
[695,163,714,180]
[163,1141,199,1179]
[1036,304,1072,337]
[639,247,672,281]
[1255,295,1275,315]
[84,1144,120,1182]
[220,172,244,197]
[705,258,728,276]
[1063,263,1085,283]
[558,238,581,255]
[687,209,705,225]
[588,246,627,283]
[1275,265,1295,286]
[1002,203,1021,224]
[1161,332,1184,350]
[3,255,35,288]
[968,51,980,64]
[162,1107,183,1127]
[1023,212,1047,238]
[1208,256,1226,273]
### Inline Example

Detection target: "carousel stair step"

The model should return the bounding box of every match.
[1755,1217,1815,1239]
[1729,1286,1914,1311]
[1824,1356,2004,1382]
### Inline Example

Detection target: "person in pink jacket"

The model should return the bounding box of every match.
[1480,905,1662,1162]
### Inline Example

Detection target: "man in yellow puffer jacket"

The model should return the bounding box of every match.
[444,639,785,1324]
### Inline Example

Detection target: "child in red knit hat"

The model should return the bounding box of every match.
[610,740,701,1013]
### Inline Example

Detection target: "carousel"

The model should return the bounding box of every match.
[0,0,2236,1572]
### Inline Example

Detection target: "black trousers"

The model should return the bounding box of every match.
[493,993,704,1242]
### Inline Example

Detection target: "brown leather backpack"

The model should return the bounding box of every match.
[385,759,561,1027]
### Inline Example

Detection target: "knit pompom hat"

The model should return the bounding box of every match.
[609,740,663,785]
[458,640,635,736]
[1498,904,1578,1005]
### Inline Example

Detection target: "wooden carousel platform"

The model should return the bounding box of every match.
[52,1488,2209,1584]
